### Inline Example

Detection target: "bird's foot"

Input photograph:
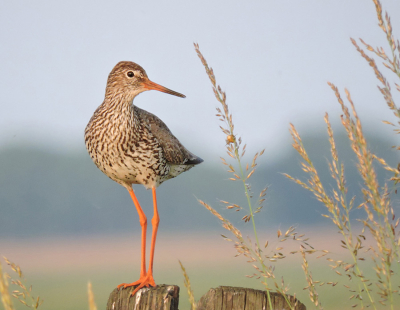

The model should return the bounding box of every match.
[117,274,156,296]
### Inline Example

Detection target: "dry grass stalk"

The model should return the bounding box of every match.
[195,43,322,310]
[353,0,400,185]
[368,0,400,78]
[285,90,396,308]
[179,261,196,310]
[87,282,97,310]
[285,1,400,308]
[300,248,322,310]
[2,257,43,309]
[194,43,266,231]
[0,260,15,310]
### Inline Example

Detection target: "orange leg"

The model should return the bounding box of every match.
[117,187,159,296]
[148,186,160,279]
[117,188,147,289]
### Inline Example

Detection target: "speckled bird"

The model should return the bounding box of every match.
[84,61,203,295]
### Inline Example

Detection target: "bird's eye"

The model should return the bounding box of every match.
[127,71,135,78]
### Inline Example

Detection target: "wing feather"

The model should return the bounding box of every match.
[135,106,203,165]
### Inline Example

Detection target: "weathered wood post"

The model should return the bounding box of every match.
[106,285,306,310]
[197,286,306,310]
[106,285,179,310]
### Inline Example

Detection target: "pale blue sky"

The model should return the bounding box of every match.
[1,0,399,161]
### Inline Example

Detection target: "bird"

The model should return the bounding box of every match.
[84,61,203,296]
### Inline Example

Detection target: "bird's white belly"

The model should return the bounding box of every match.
[98,147,168,189]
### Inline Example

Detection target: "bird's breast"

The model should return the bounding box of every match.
[86,119,170,188]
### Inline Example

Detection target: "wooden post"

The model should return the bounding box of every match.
[106,285,179,310]
[106,285,306,310]
[197,286,306,310]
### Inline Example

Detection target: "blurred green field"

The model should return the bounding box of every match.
[1,232,398,310]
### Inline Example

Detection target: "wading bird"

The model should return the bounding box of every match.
[85,61,203,295]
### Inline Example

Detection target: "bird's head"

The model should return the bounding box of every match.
[105,61,185,101]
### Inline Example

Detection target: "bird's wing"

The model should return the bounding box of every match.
[135,106,203,165]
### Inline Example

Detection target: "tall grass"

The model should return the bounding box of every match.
[179,261,197,310]
[194,44,315,310]
[0,257,99,310]
[0,257,43,310]
[87,282,97,310]
[0,260,14,310]
[196,0,399,309]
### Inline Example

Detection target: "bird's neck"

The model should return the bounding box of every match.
[105,87,135,104]
[103,94,140,131]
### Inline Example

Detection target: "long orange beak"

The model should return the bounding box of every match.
[141,79,186,98]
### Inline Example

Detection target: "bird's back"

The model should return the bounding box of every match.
[134,106,203,183]
[135,106,202,166]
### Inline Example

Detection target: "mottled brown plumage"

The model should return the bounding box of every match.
[85,61,202,190]
[84,61,203,295]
